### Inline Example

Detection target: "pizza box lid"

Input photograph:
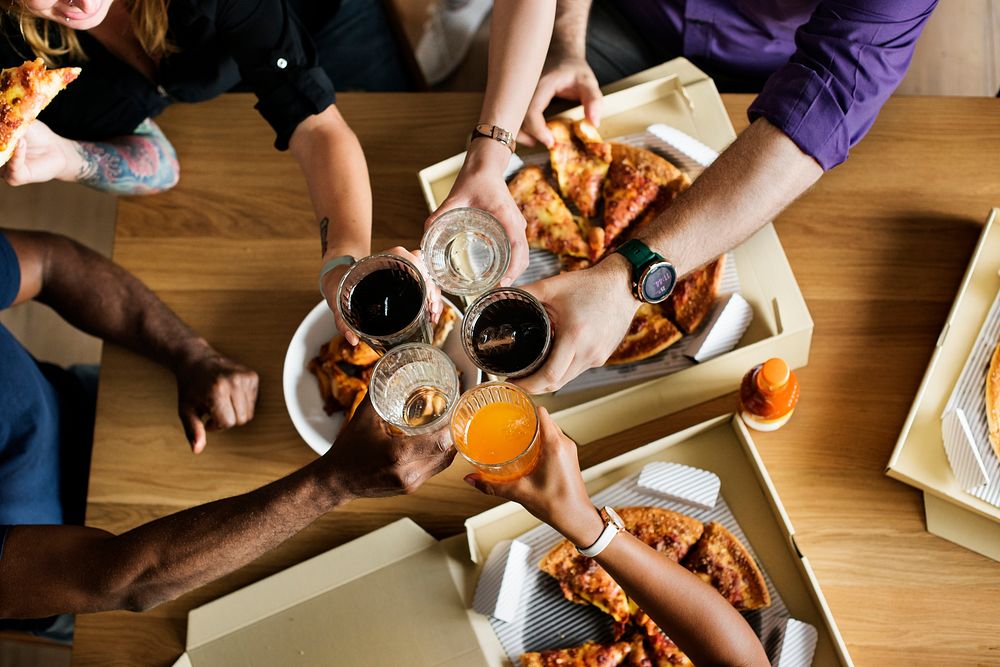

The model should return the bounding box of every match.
[416,57,813,441]
[887,208,1000,527]
[464,414,853,667]
[169,518,503,666]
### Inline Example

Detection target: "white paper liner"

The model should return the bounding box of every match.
[942,287,1000,507]
[506,126,749,394]
[475,467,812,666]
[637,461,721,510]
[770,618,819,667]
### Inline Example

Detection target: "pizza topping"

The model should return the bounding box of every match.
[0,59,80,167]
[547,119,611,218]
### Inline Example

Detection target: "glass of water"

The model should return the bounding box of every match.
[369,343,460,434]
[421,207,511,297]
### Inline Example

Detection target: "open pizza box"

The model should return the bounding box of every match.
[416,58,813,444]
[886,208,1000,561]
[169,415,851,666]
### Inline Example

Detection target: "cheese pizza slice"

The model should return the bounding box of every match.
[508,165,589,258]
[606,304,683,366]
[547,119,611,218]
[539,538,631,622]
[0,59,80,167]
[601,157,660,257]
[521,640,633,667]
[682,521,771,611]
[666,256,725,334]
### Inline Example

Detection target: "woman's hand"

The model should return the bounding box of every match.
[426,138,529,286]
[1,121,81,187]
[321,246,443,346]
[520,53,603,149]
[463,407,604,548]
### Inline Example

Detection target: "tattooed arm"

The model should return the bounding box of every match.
[1,118,180,195]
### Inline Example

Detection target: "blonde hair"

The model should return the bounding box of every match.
[13,0,174,66]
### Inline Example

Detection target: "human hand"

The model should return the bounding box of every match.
[463,407,603,547]
[321,246,443,347]
[175,346,260,454]
[1,121,80,187]
[520,54,603,149]
[426,139,529,285]
[515,255,638,393]
[322,396,456,499]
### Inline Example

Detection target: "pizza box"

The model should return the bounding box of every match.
[168,414,849,667]
[464,414,852,666]
[417,58,813,443]
[886,208,1000,557]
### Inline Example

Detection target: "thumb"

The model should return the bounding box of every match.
[180,408,207,454]
[464,473,497,496]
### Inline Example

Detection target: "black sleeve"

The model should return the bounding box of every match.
[215,0,336,150]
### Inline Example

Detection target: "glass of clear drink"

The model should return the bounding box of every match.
[336,253,433,354]
[369,343,460,434]
[421,207,511,297]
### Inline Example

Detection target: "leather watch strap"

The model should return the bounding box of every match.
[471,123,516,153]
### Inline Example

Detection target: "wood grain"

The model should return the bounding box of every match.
[72,93,1000,667]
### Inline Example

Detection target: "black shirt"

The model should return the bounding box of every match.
[0,0,336,149]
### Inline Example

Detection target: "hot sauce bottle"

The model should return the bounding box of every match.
[739,358,800,432]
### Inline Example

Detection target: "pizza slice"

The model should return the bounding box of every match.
[547,119,611,218]
[631,173,691,234]
[682,521,771,611]
[521,640,633,667]
[606,304,683,366]
[627,611,694,667]
[0,59,80,167]
[539,539,631,622]
[615,507,704,560]
[601,157,661,255]
[509,165,589,258]
[666,256,725,334]
[987,341,1000,459]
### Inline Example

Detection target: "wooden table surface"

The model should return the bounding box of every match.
[72,93,1000,666]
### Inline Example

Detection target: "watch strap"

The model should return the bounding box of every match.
[616,238,661,273]
[319,255,356,298]
[577,506,624,558]
[471,123,516,153]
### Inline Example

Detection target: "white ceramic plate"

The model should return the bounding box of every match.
[283,298,480,455]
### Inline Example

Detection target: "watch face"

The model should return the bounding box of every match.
[641,262,677,303]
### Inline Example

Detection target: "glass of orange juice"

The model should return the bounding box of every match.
[450,381,539,482]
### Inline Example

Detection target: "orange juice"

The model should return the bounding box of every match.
[462,401,536,463]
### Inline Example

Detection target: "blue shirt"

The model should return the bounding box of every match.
[615,0,938,169]
[0,233,65,525]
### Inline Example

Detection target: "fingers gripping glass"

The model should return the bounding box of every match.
[336,253,433,354]
[451,381,540,482]
[369,343,460,435]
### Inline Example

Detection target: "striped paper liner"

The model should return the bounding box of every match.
[476,470,815,667]
[771,618,819,667]
[941,409,990,490]
[942,287,1000,507]
[472,539,532,623]
[506,126,747,394]
[688,292,755,363]
[637,461,721,510]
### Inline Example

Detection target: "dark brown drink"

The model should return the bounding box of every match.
[464,288,552,378]
[348,268,423,336]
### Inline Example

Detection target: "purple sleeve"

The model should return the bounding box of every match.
[748,0,938,170]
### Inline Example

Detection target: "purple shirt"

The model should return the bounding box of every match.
[616,1,938,169]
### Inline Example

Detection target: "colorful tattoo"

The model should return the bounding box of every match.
[319,216,330,256]
[75,119,180,195]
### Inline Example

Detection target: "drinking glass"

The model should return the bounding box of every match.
[369,343,460,435]
[461,287,553,379]
[451,381,540,482]
[421,207,511,297]
[336,253,432,354]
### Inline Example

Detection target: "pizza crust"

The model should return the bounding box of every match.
[987,341,1000,459]
[682,521,771,611]
[0,59,80,167]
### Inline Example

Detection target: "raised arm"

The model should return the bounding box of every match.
[4,228,257,452]
[465,409,769,667]
[425,0,557,284]
[0,399,454,618]
[1,118,180,195]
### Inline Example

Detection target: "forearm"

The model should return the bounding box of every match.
[289,105,372,262]
[67,119,180,195]
[0,462,350,617]
[550,0,592,58]
[555,509,766,667]
[639,118,823,276]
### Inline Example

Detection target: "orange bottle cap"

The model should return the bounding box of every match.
[759,358,790,392]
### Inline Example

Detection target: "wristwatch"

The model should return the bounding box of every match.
[614,239,677,304]
[471,123,516,153]
[577,506,624,558]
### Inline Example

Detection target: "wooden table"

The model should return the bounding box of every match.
[72,93,1000,666]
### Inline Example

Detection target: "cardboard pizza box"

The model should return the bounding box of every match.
[464,414,852,667]
[887,208,1000,558]
[170,415,850,666]
[417,58,813,443]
